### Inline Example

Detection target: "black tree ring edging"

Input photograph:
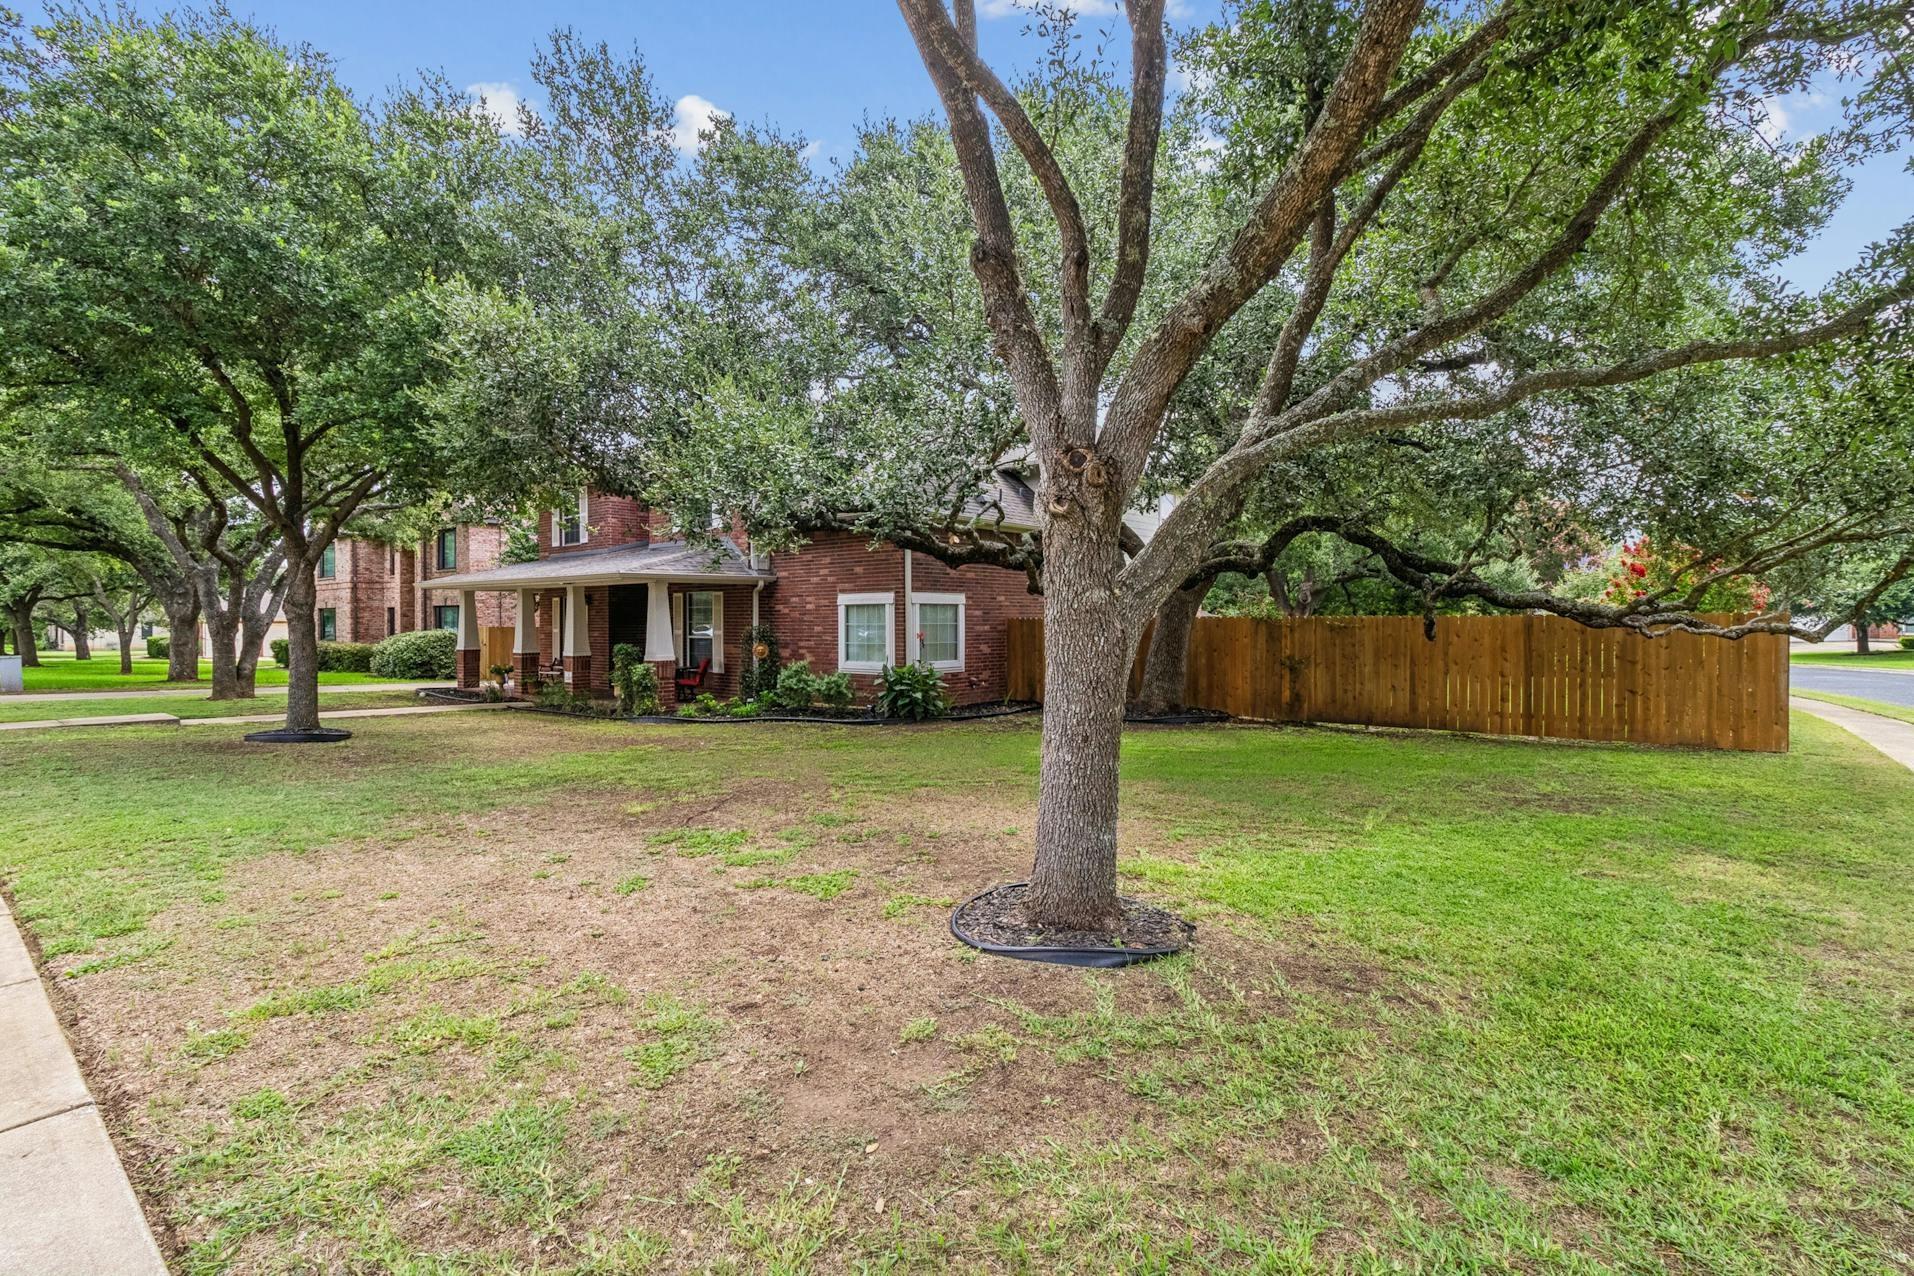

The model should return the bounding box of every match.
[243,727,353,744]
[950,882,1195,968]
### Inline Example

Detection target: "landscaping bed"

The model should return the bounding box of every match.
[2,711,1910,1272]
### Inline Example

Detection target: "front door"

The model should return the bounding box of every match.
[608,584,647,657]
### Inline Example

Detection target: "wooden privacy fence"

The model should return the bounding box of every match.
[1004,614,1789,752]
[479,626,515,676]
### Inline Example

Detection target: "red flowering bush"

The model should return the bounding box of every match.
[1600,538,1771,613]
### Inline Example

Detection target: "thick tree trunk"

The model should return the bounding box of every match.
[117,621,136,674]
[1132,583,1204,717]
[202,607,245,700]
[69,603,91,659]
[8,599,39,666]
[161,595,200,681]
[281,564,323,732]
[1024,521,1131,931]
[1856,622,1872,655]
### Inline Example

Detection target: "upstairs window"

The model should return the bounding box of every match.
[436,528,457,571]
[317,543,336,579]
[553,490,588,547]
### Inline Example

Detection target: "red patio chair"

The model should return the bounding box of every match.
[674,658,710,700]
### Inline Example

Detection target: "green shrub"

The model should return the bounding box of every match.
[1901,635,1914,650]
[145,635,169,659]
[368,628,456,679]
[739,624,782,700]
[270,638,289,667]
[815,671,853,708]
[314,640,375,672]
[611,644,660,715]
[875,660,951,721]
[536,680,591,713]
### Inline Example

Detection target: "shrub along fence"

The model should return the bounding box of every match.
[1005,613,1788,752]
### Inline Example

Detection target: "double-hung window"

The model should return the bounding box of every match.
[435,528,457,571]
[553,490,588,547]
[911,593,965,671]
[318,608,337,641]
[680,591,722,670]
[433,604,460,632]
[317,543,336,579]
[837,592,894,673]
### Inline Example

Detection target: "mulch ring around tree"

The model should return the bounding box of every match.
[242,726,353,744]
[1124,707,1232,726]
[951,881,1195,968]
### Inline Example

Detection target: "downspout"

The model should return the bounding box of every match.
[902,548,913,666]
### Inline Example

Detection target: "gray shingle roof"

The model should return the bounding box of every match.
[427,537,771,590]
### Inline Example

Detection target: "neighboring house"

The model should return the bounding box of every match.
[312,523,518,644]
[428,483,1046,706]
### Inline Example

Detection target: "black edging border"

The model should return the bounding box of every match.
[949,881,1193,969]
[454,694,1041,726]
[242,726,354,744]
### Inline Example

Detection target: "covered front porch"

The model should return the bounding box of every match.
[429,540,773,706]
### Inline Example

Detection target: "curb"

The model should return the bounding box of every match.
[0,893,167,1275]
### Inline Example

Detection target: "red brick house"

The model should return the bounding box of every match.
[313,523,517,644]
[427,485,1045,706]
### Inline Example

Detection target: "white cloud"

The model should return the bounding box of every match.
[670,94,730,154]
[1754,89,1827,145]
[466,81,528,136]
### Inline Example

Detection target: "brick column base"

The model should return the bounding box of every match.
[654,660,677,710]
[456,648,480,689]
[513,652,539,694]
[565,654,592,694]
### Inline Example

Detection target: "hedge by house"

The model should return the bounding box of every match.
[369,628,456,679]
[315,640,376,673]
[145,635,169,659]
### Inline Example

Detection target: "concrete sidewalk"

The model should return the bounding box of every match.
[1,699,517,734]
[1,680,448,704]
[0,894,167,1275]
[1792,697,1914,774]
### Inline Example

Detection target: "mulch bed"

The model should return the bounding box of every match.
[1124,707,1233,725]
[951,882,1194,967]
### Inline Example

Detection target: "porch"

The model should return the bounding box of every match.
[427,540,772,706]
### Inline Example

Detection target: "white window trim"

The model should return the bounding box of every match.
[910,592,965,672]
[679,589,724,673]
[836,591,895,674]
[552,488,590,547]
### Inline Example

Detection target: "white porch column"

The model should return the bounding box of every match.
[455,589,480,689]
[563,584,591,686]
[513,589,537,654]
[643,580,676,663]
[456,591,480,650]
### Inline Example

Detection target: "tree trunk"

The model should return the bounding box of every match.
[1132,583,1204,717]
[1856,621,1871,655]
[8,599,39,666]
[202,607,246,700]
[281,564,323,732]
[69,603,91,659]
[161,594,200,681]
[1024,520,1130,931]
[117,620,136,674]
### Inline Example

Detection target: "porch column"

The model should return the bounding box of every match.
[455,589,480,689]
[643,579,677,706]
[563,583,591,690]
[512,588,538,691]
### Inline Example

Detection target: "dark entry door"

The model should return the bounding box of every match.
[608,584,648,656]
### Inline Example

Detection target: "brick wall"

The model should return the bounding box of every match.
[763,530,1041,705]
[420,524,516,630]
[538,491,651,557]
[313,537,409,643]
[310,525,517,644]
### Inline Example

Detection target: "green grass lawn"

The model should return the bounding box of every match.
[9,650,430,693]
[1794,689,1914,727]
[0,690,427,724]
[1789,646,1914,670]
[0,713,1908,1273]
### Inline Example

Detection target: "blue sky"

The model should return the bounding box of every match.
[19,1,1908,290]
